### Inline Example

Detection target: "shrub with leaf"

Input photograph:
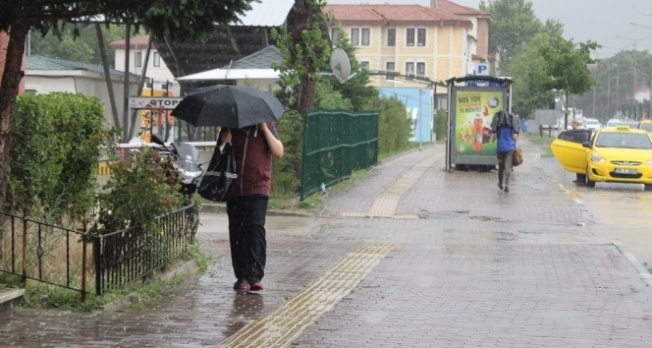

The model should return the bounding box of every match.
[92,147,185,235]
[8,92,107,222]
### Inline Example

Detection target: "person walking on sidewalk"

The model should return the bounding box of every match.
[220,123,284,292]
[491,110,519,192]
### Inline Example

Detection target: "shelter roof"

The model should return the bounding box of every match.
[177,45,281,81]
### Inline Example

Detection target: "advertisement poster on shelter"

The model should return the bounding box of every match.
[454,89,505,157]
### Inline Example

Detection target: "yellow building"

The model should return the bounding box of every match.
[323,2,492,90]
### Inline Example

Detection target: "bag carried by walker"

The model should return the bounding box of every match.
[197,141,238,202]
[513,147,524,166]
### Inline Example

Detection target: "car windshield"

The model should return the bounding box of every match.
[595,132,652,149]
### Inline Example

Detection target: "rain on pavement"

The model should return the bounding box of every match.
[1,136,651,347]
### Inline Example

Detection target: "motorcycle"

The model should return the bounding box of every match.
[150,134,204,195]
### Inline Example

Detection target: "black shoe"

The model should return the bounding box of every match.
[498,184,503,190]
[504,186,509,193]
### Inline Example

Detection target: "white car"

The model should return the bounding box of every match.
[583,118,601,131]
[606,118,621,127]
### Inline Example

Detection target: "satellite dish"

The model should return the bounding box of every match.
[330,48,351,84]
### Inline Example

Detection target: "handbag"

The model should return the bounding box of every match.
[513,147,524,166]
[197,141,238,202]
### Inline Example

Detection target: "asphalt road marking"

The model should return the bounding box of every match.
[217,242,397,348]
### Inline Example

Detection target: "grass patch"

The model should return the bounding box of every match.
[525,133,555,157]
[6,242,210,312]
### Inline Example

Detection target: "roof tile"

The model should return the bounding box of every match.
[323,4,472,26]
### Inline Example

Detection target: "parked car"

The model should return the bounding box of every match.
[639,119,652,133]
[583,118,601,131]
[620,119,639,129]
[606,118,621,127]
[550,125,652,190]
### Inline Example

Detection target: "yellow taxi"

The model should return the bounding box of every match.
[551,125,652,190]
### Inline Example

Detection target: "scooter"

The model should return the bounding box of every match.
[150,134,204,195]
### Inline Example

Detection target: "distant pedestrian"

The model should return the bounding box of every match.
[220,123,284,292]
[571,119,587,185]
[491,110,519,192]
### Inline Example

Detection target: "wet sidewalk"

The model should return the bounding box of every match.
[1,137,652,347]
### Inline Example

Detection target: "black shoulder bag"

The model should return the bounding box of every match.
[197,141,238,202]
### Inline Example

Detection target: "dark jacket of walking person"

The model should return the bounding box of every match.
[220,122,284,292]
[491,110,518,192]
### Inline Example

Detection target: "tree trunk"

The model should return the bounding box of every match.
[287,0,316,114]
[0,7,30,263]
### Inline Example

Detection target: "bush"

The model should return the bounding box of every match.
[272,110,303,195]
[8,92,107,222]
[92,148,186,234]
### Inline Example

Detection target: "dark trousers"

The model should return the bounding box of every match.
[497,150,514,186]
[226,195,268,282]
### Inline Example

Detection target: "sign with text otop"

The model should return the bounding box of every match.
[129,97,183,110]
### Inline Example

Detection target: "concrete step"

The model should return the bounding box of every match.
[0,288,25,312]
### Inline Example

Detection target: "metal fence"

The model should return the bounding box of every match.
[301,109,379,199]
[0,202,198,301]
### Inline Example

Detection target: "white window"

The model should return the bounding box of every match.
[134,51,142,68]
[417,62,426,76]
[386,62,395,80]
[406,28,426,47]
[153,52,161,67]
[406,62,415,76]
[417,28,426,46]
[387,28,396,47]
[350,27,370,47]
[360,61,370,70]
[331,28,340,44]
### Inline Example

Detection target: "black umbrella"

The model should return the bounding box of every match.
[171,85,285,128]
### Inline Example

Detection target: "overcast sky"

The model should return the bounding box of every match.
[326,0,652,58]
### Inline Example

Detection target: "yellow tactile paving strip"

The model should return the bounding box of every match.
[217,242,396,348]
[365,151,442,218]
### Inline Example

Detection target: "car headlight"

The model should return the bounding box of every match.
[590,152,605,163]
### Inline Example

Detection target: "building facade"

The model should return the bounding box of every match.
[323,3,481,88]
[110,35,180,96]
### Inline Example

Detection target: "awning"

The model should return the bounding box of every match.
[176,68,280,81]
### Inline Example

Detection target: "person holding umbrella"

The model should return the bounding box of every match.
[221,122,283,292]
[172,85,286,291]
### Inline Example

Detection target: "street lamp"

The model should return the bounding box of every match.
[615,34,652,49]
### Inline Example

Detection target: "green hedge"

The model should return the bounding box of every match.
[8,93,106,221]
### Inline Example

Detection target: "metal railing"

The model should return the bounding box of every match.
[0,202,198,301]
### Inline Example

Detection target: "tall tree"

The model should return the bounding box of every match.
[274,0,331,113]
[510,30,597,122]
[480,0,543,72]
[0,0,255,262]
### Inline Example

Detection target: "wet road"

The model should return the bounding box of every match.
[541,148,652,271]
[1,137,652,347]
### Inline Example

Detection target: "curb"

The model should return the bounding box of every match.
[613,241,652,287]
[101,260,199,312]
[199,203,314,218]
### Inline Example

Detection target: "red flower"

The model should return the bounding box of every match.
[166,199,172,206]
